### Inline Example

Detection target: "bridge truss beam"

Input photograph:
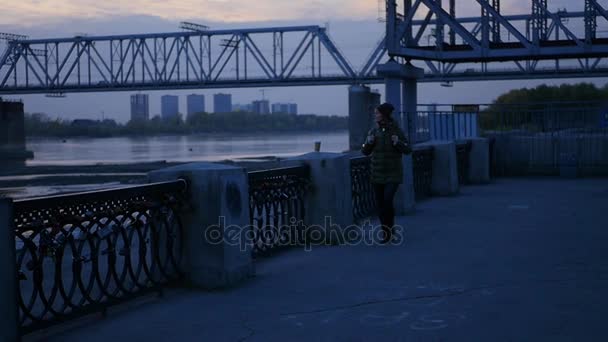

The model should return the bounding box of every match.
[1,2,608,96]
[0,26,357,94]
[387,0,608,63]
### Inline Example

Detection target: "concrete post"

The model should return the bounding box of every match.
[394,154,416,215]
[282,152,353,244]
[148,163,254,289]
[417,140,459,196]
[467,137,490,184]
[0,198,19,342]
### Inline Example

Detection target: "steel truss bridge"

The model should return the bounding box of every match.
[1,0,608,95]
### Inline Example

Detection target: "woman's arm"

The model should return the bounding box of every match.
[361,129,376,156]
[393,126,412,155]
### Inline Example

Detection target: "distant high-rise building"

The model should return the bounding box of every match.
[271,103,286,114]
[233,103,253,112]
[187,94,206,116]
[214,93,232,113]
[271,102,298,115]
[161,95,179,120]
[288,103,298,115]
[130,94,149,121]
[252,100,270,114]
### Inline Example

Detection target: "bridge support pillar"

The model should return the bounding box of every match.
[402,63,424,143]
[378,59,403,128]
[148,163,254,290]
[378,61,423,213]
[377,60,424,143]
[0,198,19,342]
[348,85,380,151]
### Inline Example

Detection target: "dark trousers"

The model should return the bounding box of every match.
[372,183,400,239]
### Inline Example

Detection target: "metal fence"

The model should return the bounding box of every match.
[350,156,376,222]
[406,111,479,143]
[13,180,187,334]
[480,102,608,176]
[248,165,311,256]
[412,146,435,200]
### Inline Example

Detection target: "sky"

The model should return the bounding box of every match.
[0,0,606,122]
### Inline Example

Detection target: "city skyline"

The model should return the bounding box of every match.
[124,92,303,120]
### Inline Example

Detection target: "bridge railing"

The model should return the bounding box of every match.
[247,165,311,256]
[11,180,188,334]
[350,156,376,222]
[412,111,479,143]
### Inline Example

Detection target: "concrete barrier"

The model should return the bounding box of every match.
[467,137,490,184]
[282,152,353,244]
[394,154,416,215]
[0,199,19,342]
[417,140,459,196]
[148,163,254,290]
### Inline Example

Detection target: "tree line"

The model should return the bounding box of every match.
[479,82,608,131]
[24,112,348,137]
[486,82,608,111]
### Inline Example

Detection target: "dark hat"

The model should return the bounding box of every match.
[377,102,395,117]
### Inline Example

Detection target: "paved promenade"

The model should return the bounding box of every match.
[29,178,608,341]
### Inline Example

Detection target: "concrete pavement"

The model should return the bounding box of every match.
[27,178,608,342]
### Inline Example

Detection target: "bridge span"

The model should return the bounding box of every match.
[1,1,608,96]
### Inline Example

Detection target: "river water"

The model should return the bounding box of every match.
[25,131,349,165]
[1,131,349,198]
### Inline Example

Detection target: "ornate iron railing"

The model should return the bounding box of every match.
[412,146,435,200]
[13,180,187,334]
[350,156,376,222]
[248,165,310,256]
[456,141,473,185]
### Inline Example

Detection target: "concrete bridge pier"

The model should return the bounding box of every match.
[0,99,34,169]
[402,64,424,142]
[376,60,424,214]
[348,85,380,151]
[376,59,424,143]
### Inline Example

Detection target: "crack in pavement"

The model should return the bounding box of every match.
[279,277,589,317]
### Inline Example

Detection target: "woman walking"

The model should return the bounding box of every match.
[361,103,412,244]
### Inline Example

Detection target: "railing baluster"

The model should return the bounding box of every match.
[248,166,311,256]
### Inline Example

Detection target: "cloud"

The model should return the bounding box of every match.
[0,0,377,27]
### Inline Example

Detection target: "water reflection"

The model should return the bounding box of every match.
[25,131,348,166]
